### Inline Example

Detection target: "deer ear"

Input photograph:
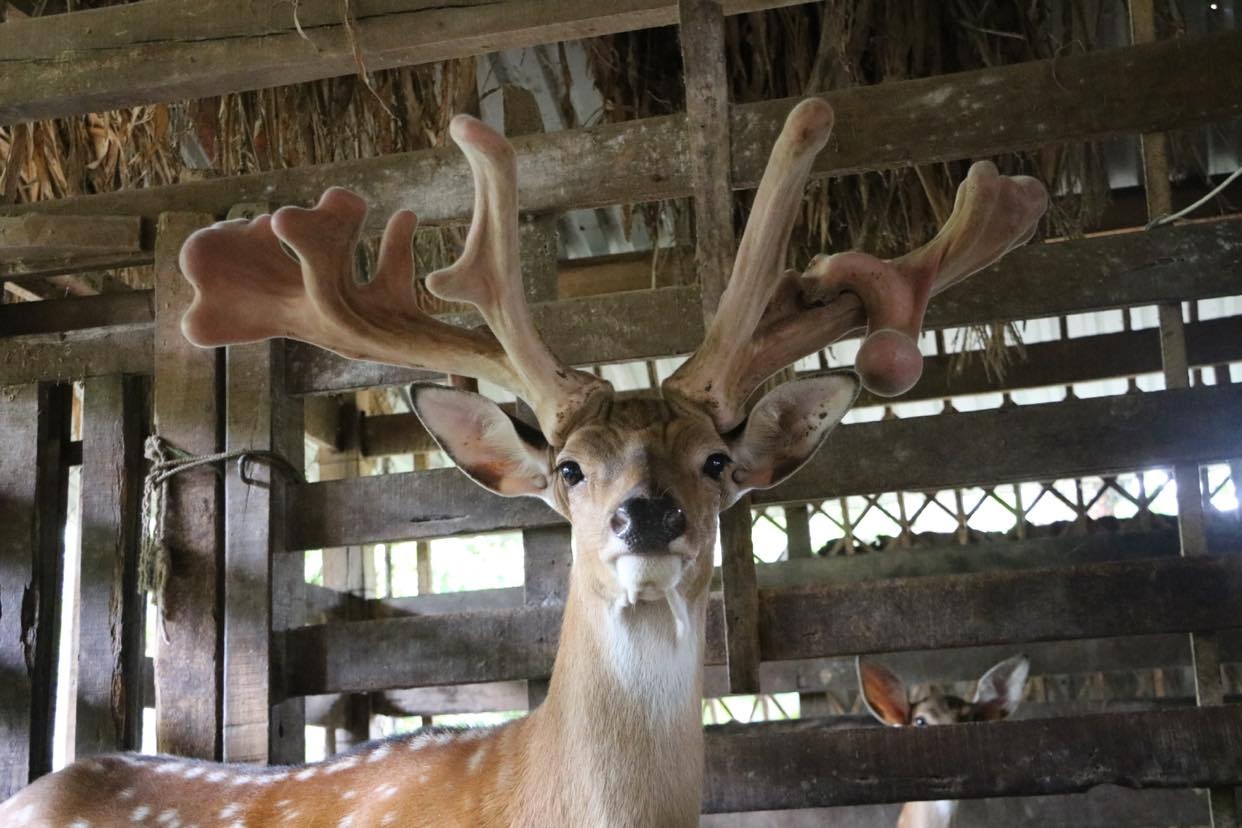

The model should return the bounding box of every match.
[857,658,910,726]
[724,373,858,507]
[411,384,553,502]
[972,654,1030,721]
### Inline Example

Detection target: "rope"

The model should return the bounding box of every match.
[140,435,303,637]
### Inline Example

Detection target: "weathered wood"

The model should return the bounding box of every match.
[0,292,151,338]
[706,788,1209,828]
[286,285,704,395]
[522,526,571,708]
[0,383,69,797]
[0,0,808,125]
[678,0,734,316]
[289,385,1242,547]
[281,555,1242,694]
[0,327,150,387]
[761,384,1242,506]
[151,213,222,759]
[719,499,760,694]
[76,375,146,756]
[0,215,141,260]
[701,706,1242,811]
[8,32,1242,232]
[757,555,1242,663]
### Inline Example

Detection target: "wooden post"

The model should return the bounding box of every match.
[223,339,304,763]
[523,527,571,709]
[720,498,760,694]
[152,212,223,759]
[76,375,146,756]
[1130,4,1237,824]
[0,382,70,798]
[678,0,734,317]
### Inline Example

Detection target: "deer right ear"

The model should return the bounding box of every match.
[857,658,910,726]
[411,384,553,502]
[972,654,1030,721]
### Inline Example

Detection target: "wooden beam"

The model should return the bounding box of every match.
[76,375,146,756]
[701,706,1242,811]
[288,385,1242,548]
[0,327,150,388]
[0,0,810,125]
[281,555,1242,695]
[151,213,222,759]
[0,292,151,338]
[0,383,69,798]
[7,31,1241,230]
[719,499,760,694]
[0,215,142,261]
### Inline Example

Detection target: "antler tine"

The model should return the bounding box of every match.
[741,161,1049,401]
[662,98,835,430]
[180,187,524,393]
[426,115,611,444]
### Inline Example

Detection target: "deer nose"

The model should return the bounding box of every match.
[610,495,686,550]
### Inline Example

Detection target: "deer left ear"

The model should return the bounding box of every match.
[410,383,553,503]
[724,372,859,507]
[972,654,1030,721]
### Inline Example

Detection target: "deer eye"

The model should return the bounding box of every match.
[557,460,584,486]
[913,715,928,727]
[702,453,732,480]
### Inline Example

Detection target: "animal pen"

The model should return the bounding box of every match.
[1,0,1241,826]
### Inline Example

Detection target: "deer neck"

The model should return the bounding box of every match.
[520,554,708,826]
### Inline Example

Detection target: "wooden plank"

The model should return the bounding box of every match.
[706,788,1209,828]
[522,526,570,708]
[281,555,1242,694]
[0,0,808,125]
[76,375,146,756]
[719,499,760,694]
[286,285,704,395]
[0,215,141,260]
[151,212,222,759]
[288,386,1242,547]
[8,31,1242,231]
[0,327,151,387]
[0,292,151,338]
[701,706,1242,811]
[757,555,1242,662]
[678,0,734,316]
[0,384,68,798]
[761,384,1242,506]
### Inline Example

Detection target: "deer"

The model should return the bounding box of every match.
[857,654,1032,828]
[1,98,1046,827]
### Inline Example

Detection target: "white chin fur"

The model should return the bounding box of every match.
[612,554,690,640]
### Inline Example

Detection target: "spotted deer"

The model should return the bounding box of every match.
[858,655,1032,828]
[2,99,1046,827]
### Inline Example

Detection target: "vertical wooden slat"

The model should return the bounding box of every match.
[679,0,734,317]
[77,374,146,757]
[522,526,571,709]
[1130,3,1236,825]
[0,383,69,797]
[152,212,223,759]
[720,498,760,694]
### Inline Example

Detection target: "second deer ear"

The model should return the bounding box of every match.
[857,658,910,726]
[972,654,1030,721]
[724,373,859,507]
[411,384,553,503]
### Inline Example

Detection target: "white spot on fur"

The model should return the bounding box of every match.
[337,816,354,828]
[325,757,358,774]
[377,783,398,799]
[294,767,317,781]
[181,766,204,779]
[155,809,180,826]
[219,803,240,819]
[14,804,34,823]
[131,805,151,822]
[342,789,356,800]
[68,820,93,828]
[366,744,391,763]
[381,815,396,826]
[118,788,136,801]
[154,762,184,775]
[467,746,488,774]
[205,770,228,783]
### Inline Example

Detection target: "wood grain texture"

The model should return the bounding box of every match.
[719,498,760,694]
[6,32,1240,230]
[151,212,222,759]
[0,215,141,259]
[76,375,146,756]
[701,706,1242,811]
[0,0,808,124]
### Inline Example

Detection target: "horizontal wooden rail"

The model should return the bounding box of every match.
[0,0,807,124]
[288,385,1242,548]
[702,705,1242,811]
[5,32,1241,231]
[280,554,1242,695]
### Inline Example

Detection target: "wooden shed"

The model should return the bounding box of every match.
[1,0,1240,825]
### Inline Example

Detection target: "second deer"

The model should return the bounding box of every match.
[858,654,1032,828]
